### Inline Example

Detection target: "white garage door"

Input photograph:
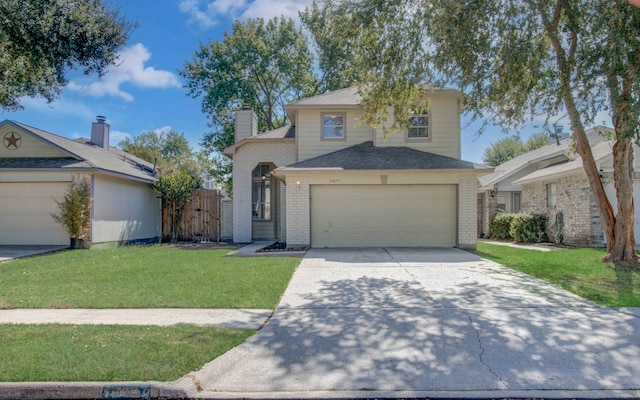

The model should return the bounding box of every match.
[0,182,69,245]
[311,185,457,248]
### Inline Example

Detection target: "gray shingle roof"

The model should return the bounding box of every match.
[1,120,156,182]
[478,126,612,188]
[282,141,490,170]
[253,125,295,139]
[286,87,362,108]
[513,139,615,185]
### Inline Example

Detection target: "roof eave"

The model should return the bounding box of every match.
[223,137,295,158]
[274,167,492,176]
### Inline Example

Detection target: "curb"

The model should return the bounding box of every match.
[0,382,189,400]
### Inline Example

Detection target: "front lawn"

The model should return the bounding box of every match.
[473,242,640,307]
[0,245,300,309]
[0,324,254,382]
[0,245,300,382]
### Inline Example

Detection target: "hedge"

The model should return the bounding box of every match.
[490,212,548,243]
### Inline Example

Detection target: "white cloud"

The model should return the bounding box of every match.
[68,43,181,101]
[109,129,132,146]
[152,125,173,136]
[179,0,313,29]
[240,0,312,20]
[179,0,218,28]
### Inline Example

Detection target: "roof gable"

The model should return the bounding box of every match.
[0,120,156,182]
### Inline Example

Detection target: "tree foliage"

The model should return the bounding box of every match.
[483,133,549,166]
[313,0,640,264]
[299,1,364,93]
[119,131,205,241]
[153,161,203,242]
[180,16,318,193]
[119,130,193,167]
[0,0,134,110]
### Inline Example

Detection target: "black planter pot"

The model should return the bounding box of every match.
[69,238,85,249]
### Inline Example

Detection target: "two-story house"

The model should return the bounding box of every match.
[224,87,492,249]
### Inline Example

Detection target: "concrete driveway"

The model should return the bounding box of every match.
[0,245,67,262]
[178,248,640,398]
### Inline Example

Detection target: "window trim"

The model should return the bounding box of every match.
[406,111,432,142]
[547,182,557,208]
[321,112,347,141]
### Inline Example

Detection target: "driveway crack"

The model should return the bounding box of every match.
[382,248,441,308]
[461,310,509,390]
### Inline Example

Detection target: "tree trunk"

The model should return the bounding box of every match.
[603,136,638,264]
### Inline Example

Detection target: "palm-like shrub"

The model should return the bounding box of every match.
[51,181,92,239]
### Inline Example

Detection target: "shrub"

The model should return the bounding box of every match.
[509,213,548,243]
[50,180,92,239]
[490,213,515,240]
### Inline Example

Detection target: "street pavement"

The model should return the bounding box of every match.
[175,247,640,399]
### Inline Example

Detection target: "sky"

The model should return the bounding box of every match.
[1,0,608,164]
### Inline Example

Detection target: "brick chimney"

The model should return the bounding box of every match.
[91,115,110,150]
[234,106,258,143]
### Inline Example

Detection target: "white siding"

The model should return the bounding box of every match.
[296,109,374,161]
[373,93,461,159]
[91,174,161,244]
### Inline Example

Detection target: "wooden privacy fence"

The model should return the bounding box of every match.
[162,189,222,242]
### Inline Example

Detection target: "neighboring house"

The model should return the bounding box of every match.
[477,126,609,238]
[514,134,640,247]
[223,87,492,249]
[0,117,161,247]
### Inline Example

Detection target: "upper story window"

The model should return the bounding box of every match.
[547,182,557,208]
[408,114,429,139]
[322,113,346,139]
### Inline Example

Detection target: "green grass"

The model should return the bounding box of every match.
[473,242,640,307]
[0,245,300,309]
[0,324,254,382]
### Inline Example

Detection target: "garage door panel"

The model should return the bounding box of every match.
[0,182,69,245]
[311,184,456,248]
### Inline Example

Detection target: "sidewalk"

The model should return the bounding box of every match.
[0,309,272,329]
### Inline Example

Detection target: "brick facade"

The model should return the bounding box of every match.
[221,197,233,241]
[231,141,296,243]
[521,174,605,246]
[284,175,310,247]
[458,175,479,249]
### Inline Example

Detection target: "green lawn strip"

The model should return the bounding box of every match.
[472,242,640,307]
[0,324,254,382]
[0,246,299,309]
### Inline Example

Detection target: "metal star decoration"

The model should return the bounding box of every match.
[3,132,22,150]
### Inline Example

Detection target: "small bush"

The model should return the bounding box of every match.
[490,213,515,240]
[509,213,548,243]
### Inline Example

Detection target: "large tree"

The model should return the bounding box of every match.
[483,133,549,167]
[0,0,133,110]
[299,1,364,93]
[313,0,640,264]
[119,130,193,167]
[180,16,318,192]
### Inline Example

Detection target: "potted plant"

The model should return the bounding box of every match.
[51,180,92,249]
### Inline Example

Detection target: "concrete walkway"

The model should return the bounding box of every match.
[174,247,640,399]
[0,309,271,329]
